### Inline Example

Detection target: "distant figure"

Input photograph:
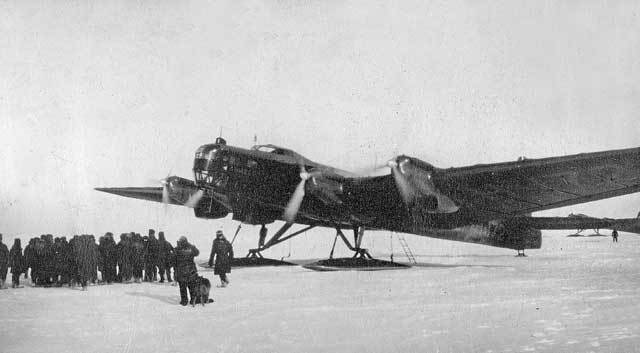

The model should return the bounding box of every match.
[8,238,25,288]
[209,230,234,287]
[131,233,145,283]
[174,236,200,306]
[145,229,159,282]
[23,238,36,284]
[58,237,73,286]
[73,235,97,291]
[612,229,619,243]
[41,234,55,286]
[99,233,118,284]
[0,234,9,289]
[118,233,133,282]
[157,231,174,283]
[89,235,99,284]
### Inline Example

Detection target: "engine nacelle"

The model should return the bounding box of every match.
[430,218,542,250]
[474,218,542,250]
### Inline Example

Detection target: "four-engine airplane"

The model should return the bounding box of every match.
[96,138,640,262]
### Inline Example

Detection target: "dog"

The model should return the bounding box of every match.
[191,276,213,306]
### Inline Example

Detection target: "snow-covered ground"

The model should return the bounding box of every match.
[1,233,639,353]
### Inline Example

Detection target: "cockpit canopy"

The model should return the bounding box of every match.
[251,144,297,157]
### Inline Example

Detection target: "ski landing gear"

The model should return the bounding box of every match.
[231,223,316,267]
[303,227,410,271]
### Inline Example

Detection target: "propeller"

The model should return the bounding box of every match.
[387,159,413,204]
[387,157,459,213]
[184,189,204,208]
[158,176,204,208]
[283,160,323,223]
[160,178,170,205]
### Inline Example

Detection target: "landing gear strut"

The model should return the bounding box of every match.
[329,227,372,259]
[246,222,316,258]
[303,226,410,271]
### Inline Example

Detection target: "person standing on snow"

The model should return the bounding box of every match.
[157,231,174,283]
[0,234,9,289]
[174,236,199,306]
[8,238,25,288]
[209,230,234,287]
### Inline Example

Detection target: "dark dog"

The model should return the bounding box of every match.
[191,276,213,306]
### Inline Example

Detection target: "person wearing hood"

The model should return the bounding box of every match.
[8,238,25,288]
[208,230,234,287]
[0,234,9,289]
[174,236,199,306]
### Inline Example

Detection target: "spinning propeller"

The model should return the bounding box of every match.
[386,156,459,213]
[159,176,205,208]
[283,163,324,223]
[283,154,459,223]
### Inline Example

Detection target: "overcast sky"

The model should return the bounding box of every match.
[1,0,639,255]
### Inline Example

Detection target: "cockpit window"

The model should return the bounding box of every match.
[206,148,218,160]
[195,147,218,160]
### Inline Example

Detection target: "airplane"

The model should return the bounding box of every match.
[96,137,640,264]
[547,213,640,237]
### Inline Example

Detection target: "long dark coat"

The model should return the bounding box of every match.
[23,240,36,277]
[74,235,96,282]
[116,236,132,280]
[9,242,24,275]
[157,235,174,263]
[209,237,233,275]
[0,241,9,280]
[174,243,199,282]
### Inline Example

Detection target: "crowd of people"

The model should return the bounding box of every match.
[0,229,233,303]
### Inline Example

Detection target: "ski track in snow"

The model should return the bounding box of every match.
[1,234,640,353]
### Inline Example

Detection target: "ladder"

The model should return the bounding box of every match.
[395,232,417,264]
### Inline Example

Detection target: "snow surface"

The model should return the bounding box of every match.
[1,233,640,353]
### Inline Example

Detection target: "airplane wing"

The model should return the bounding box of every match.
[435,147,640,220]
[94,187,184,206]
[523,216,640,234]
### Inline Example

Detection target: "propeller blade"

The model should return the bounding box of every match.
[184,189,204,208]
[283,179,306,223]
[391,159,459,213]
[161,182,170,205]
[390,165,414,204]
